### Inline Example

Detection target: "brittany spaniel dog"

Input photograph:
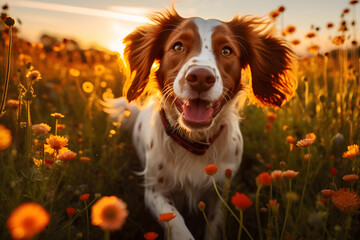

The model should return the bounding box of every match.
[105,7,294,240]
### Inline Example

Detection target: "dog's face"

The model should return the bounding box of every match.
[124,9,295,131]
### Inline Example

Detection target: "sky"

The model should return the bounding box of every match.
[6,0,360,55]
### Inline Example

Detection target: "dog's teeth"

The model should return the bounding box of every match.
[207,102,214,108]
[185,101,190,106]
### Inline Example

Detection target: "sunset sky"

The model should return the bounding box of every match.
[8,0,360,55]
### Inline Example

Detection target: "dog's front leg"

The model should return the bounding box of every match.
[145,187,195,240]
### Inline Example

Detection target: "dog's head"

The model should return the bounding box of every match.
[123,8,295,132]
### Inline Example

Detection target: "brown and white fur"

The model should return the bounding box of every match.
[105,8,294,240]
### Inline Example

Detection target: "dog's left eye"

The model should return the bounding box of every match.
[221,46,232,57]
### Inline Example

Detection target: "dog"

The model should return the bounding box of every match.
[104,7,294,240]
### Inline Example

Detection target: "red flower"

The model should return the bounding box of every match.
[80,193,90,201]
[158,212,176,222]
[257,172,272,186]
[204,164,218,176]
[66,208,76,217]
[144,232,158,240]
[225,169,232,179]
[231,192,253,210]
[330,168,337,177]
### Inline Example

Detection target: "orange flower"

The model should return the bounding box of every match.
[204,164,218,176]
[305,32,316,38]
[296,138,314,147]
[69,68,80,77]
[331,188,360,213]
[332,36,345,45]
[350,0,359,5]
[231,192,253,210]
[50,112,65,118]
[57,124,66,131]
[7,203,50,240]
[80,193,90,201]
[80,156,91,162]
[144,232,159,240]
[57,151,77,162]
[284,25,296,35]
[257,172,272,186]
[284,170,299,179]
[7,99,20,108]
[32,123,51,134]
[266,199,280,214]
[342,174,359,182]
[269,10,279,19]
[342,144,359,158]
[158,212,176,222]
[278,6,285,12]
[286,136,296,144]
[291,40,300,46]
[197,201,206,211]
[271,170,283,180]
[45,135,68,151]
[91,196,129,231]
[66,208,76,217]
[327,23,334,28]
[321,189,333,197]
[0,125,12,151]
[306,133,316,141]
[266,112,277,122]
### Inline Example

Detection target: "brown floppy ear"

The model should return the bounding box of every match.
[123,9,183,102]
[227,17,295,108]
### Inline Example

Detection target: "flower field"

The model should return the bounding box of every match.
[0,2,360,240]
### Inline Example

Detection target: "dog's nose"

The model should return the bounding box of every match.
[185,67,216,92]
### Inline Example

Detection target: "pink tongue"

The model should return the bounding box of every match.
[183,100,213,123]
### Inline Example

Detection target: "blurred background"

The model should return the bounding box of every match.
[9,0,360,55]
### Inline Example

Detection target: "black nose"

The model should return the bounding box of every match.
[185,67,216,92]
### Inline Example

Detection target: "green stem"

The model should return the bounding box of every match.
[54,118,58,136]
[211,176,254,240]
[237,210,243,240]
[67,218,72,240]
[0,25,13,116]
[255,184,263,240]
[167,222,171,240]
[222,178,230,240]
[280,199,292,240]
[201,210,215,240]
[343,214,352,240]
[296,148,311,225]
[322,197,330,239]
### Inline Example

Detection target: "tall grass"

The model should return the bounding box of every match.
[0,2,359,240]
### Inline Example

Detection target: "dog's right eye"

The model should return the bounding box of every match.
[173,42,184,53]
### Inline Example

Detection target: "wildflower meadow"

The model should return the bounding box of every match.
[0,2,360,240]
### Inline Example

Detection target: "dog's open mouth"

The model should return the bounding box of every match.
[175,98,223,128]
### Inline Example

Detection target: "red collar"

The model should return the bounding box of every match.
[159,109,225,155]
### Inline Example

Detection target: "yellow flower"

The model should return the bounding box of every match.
[332,36,345,45]
[306,133,316,141]
[342,144,359,158]
[82,81,94,93]
[94,64,105,75]
[45,135,68,152]
[7,203,50,240]
[91,196,129,231]
[26,70,42,82]
[50,112,65,119]
[0,125,12,151]
[69,68,80,77]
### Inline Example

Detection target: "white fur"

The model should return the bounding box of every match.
[173,18,223,102]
